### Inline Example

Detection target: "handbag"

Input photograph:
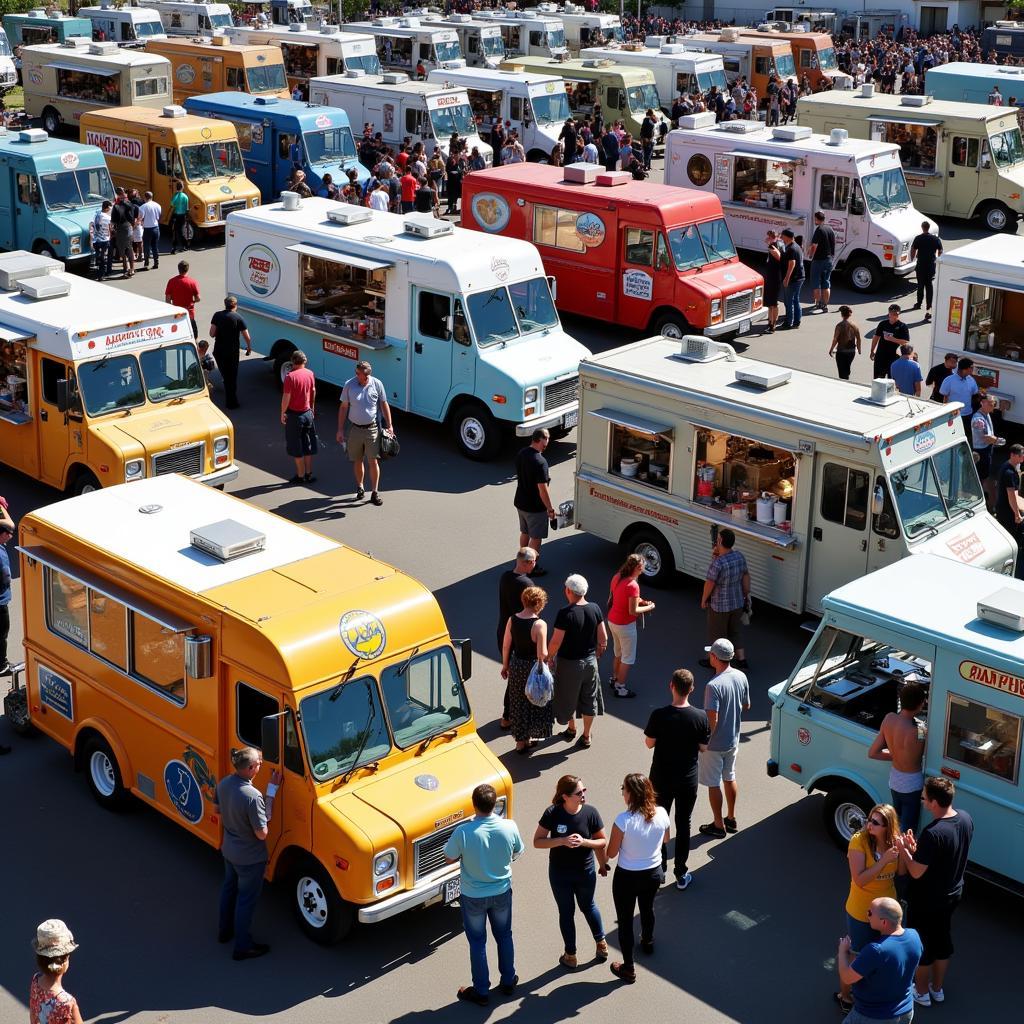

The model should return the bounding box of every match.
[525,660,554,708]
[379,430,400,460]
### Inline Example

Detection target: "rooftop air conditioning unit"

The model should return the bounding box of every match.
[327,205,372,226]
[678,110,716,130]
[734,363,792,390]
[288,23,304,31]
[900,94,931,107]
[320,24,339,34]
[720,28,740,42]
[773,125,812,141]
[345,68,365,77]
[190,520,266,562]
[595,170,631,186]
[399,17,420,27]
[661,44,685,54]
[19,274,71,300]
[404,214,454,238]
[162,105,187,118]
[674,336,737,363]
[721,120,761,134]
[868,378,899,406]
[828,128,848,146]
[563,163,599,184]
[88,42,119,55]
[0,251,62,291]
[977,587,1024,632]
[450,13,470,21]
[645,35,666,47]
[18,128,48,144]
[382,72,409,84]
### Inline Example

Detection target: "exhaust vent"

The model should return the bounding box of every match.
[280,191,302,211]
[860,82,875,98]
[190,520,266,562]
[327,205,372,226]
[162,105,187,118]
[673,336,737,363]
[381,72,409,84]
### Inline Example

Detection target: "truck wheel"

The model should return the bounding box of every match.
[292,859,355,944]
[527,149,550,164]
[451,403,502,461]
[32,241,57,260]
[627,528,675,587]
[272,343,296,391]
[70,470,100,496]
[845,257,881,294]
[83,736,130,811]
[823,786,872,849]
[652,310,689,340]
[41,107,61,135]
[982,202,1017,233]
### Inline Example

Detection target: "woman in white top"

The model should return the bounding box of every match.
[604,773,670,983]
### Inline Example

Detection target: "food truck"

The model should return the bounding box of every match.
[337,18,465,75]
[768,554,1024,886]
[425,65,567,163]
[0,27,19,90]
[309,74,491,165]
[736,25,846,91]
[228,24,380,94]
[3,10,91,50]
[666,115,922,293]
[183,93,366,200]
[926,60,1024,106]
[5,473,510,942]
[80,106,259,236]
[981,20,1024,59]
[417,13,506,69]
[0,129,113,267]
[22,40,172,136]
[684,28,797,102]
[0,251,236,494]
[143,36,289,102]
[225,198,588,459]
[579,40,728,116]
[499,55,669,150]
[765,8,840,34]
[797,90,1024,232]
[137,1,234,37]
[462,163,765,339]
[473,9,567,58]
[79,4,166,47]
[529,3,624,54]
[571,335,1014,610]
[269,0,316,27]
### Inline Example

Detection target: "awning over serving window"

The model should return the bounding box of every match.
[287,243,392,272]
[957,274,1024,295]
[49,62,119,76]
[728,149,798,164]
[866,115,942,128]
[589,407,673,436]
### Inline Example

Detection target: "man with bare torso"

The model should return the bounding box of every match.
[868,680,926,833]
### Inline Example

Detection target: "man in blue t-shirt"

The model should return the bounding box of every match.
[838,897,922,1023]
[889,345,923,396]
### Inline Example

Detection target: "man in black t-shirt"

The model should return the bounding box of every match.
[870,304,910,381]
[925,352,957,403]
[210,295,252,410]
[806,211,836,314]
[996,445,1024,560]
[514,428,556,576]
[496,547,537,727]
[911,221,943,321]
[645,669,710,890]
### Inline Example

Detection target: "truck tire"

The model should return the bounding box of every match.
[41,107,61,136]
[626,528,675,587]
[451,402,502,461]
[83,735,130,811]
[70,470,101,496]
[292,859,355,944]
[845,257,881,294]
[823,786,872,849]
[527,149,550,164]
[652,310,689,340]
[982,201,1018,233]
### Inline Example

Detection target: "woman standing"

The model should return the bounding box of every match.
[444,149,465,216]
[762,230,783,333]
[533,775,610,969]
[835,803,903,1013]
[605,773,670,984]
[828,306,862,381]
[501,586,555,754]
[29,920,84,1024]
[606,554,655,699]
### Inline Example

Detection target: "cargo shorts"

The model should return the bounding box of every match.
[347,422,380,462]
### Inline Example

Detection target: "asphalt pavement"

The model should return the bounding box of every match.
[0,157,1021,1024]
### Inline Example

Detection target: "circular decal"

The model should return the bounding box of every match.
[415,774,440,791]
[797,727,811,746]
[164,759,204,824]
[723,272,736,282]
[339,609,387,660]
[239,243,280,297]
[175,64,196,85]
[220,185,232,193]
[913,430,937,454]
[59,151,80,170]
[471,192,510,233]
[687,153,712,187]
[575,211,605,248]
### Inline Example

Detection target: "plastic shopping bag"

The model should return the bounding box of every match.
[525,659,554,708]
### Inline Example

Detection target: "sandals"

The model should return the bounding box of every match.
[833,992,853,1014]
[560,728,577,742]
[610,962,636,984]
[578,735,592,749]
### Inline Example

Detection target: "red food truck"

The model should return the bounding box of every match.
[461,162,765,338]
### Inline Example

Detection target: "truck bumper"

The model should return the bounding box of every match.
[515,403,579,437]
[197,463,239,487]
[357,864,460,924]
[892,261,916,278]
[706,307,768,337]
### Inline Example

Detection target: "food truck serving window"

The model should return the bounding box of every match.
[0,339,30,423]
[944,694,1021,784]
[57,67,120,105]
[595,410,672,491]
[533,205,586,254]
[889,441,983,537]
[733,155,793,211]
[300,677,391,781]
[296,249,389,342]
[870,121,938,173]
[961,279,1024,363]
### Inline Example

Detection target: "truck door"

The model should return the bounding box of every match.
[0,165,13,250]
[817,171,851,260]
[619,226,673,331]
[806,460,872,611]
[866,474,903,575]
[37,356,74,488]
[16,172,43,249]
[946,134,984,218]
[411,287,465,418]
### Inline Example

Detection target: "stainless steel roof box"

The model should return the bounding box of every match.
[189,519,266,562]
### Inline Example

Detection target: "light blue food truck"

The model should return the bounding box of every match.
[0,128,113,268]
[925,61,1024,106]
[183,92,366,201]
[768,554,1024,891]
[3,10,91,49]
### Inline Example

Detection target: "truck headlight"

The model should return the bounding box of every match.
[250,196,260,207]
[754,285,763,306]
[1003,557,1015,576]
[524,386,538,410]
[373,850,397,876]
[69,235,81,255]
[213,435,230,465]
[494,796,508,818]
[125,459,144,481]
[710,298,722,324]
[207,204,217,221]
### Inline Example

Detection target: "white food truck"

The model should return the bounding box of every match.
[666,115,923,293]
[530,3,623,53]
[79,4,167,47]
[426,66,568,163]
[309,73,491,163]
[473,9,567,58]
[416,13,507,69]
[137,1,233,37]
[225,198,588,459]
[571,335,1015,613]
[337,18,464,75]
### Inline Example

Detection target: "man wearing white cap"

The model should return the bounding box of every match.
[697,638,750,841]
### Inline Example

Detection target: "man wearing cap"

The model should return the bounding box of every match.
[697,638,750,840]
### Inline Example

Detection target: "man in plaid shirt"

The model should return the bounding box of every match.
[699,529,750,670]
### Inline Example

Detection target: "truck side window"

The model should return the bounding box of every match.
[606,87,622,111]
[45,568,89,648]
[533,205,586,253]
[755,56,771,76]
[821,463,869,530]
[236,682,279,749]
[156,146,175,177]
[624,227,655,266]
[800,49,813,68]
[226,67,244,90]
[236,124,253,153]
[418,291,451,340]
[819,174,851,211]
[952,136,980,167]
[89,593,128,670]
[656,234,672,272]
[284,708,304,776]
[17,173,39,207]
[510,96,525,121]
[131,614,185,704]
[944,694,1021,783]
[725,58,741,76]
[41,358,66,406]
[453,299,470,346]
[872,476,900,539]
[326,58,340,76]
[529,31,543,47]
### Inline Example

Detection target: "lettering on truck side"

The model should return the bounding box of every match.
[959,660,1024,697]
[587,484,680,526]
[85,130,144,162]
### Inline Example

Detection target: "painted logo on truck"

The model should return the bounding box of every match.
[85,130,143,162]
[959,660,1024,697]
[471,192,509,232]
[59,152,80,170]
[176,64,196,84]
[239,243,280,297]
[164,759,204,824]
[912,430,936,454]
[623,269,653,301]
[575,212,605,247]
[339,610,387,660]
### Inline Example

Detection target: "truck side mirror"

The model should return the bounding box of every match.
[261,714,282,764]
[442,314,453,337]
[453,637,472,681]
[850,195,864,216]
[872,485,885,516]
[56,378,70,414]
[547,275,557,301]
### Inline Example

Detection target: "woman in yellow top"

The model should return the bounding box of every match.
[835,803,904,1013]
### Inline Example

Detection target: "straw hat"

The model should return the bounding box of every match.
[31,920,78,958]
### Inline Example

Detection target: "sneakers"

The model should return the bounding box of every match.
[675,872,693,891]
[613,684,637,699]
[724,817,738,834]
[698,822,727,839]
[370,491,383,506]
[355,487,365,500]
[929,988,945,1003]
[912,989,931,1007]
[595,939,610,960]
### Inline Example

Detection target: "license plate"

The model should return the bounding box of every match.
[563,409,579,429]
[740,318,752,335]
[444,877,461,905]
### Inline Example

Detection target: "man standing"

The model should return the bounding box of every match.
[898,777,974,1008]
[911,221,942,322]
[995,443,1024,558]
[867,680,926,833]
[697,639,750,840]
[280,349,317,485]
[779,228,804,330]
[644,669,710,891]
[925,351,957,402]
[209,295,251,411]
[165,259,201,339]
[496,547,538,728]
[870,304,909,381]
[601,127,620,172]
[110,188,137,278]
[805,210,835,314]
[139,190,162,271]
[559,118,578,164]
[89,200,113,280]
[889,344,923,396]
[640,109,657,171]
[169,180,189,254]
[0,519,13,676]
[215,747,282,961]
[700,529,750,670]
[337,359,394,506]
[444,783,523,1007]
[513,428,557,575]
[939,357,979,435]
[399,165,418,213]
[548,574,607,750]
[970,394,1001,507]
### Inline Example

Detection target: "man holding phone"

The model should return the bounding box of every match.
[870,305,910,382]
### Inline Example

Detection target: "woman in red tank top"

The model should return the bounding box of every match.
[606,554,656,699]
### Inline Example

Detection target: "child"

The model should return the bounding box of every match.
[30,920,84,1024]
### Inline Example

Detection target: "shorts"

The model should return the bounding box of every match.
[552,655,601,723]
[845,912,880,954]
[132,225,143,244]
[706,606,743,646]
[974,448,992,480]
[607,620,637,665]
[809,260,833,290]
[698,746,737,787]
[347,422,379,461]
[517,507,549,541]
[910,894,960,965]
[285,409,318,457]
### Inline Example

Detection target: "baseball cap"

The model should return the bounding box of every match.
[704,638,735,661]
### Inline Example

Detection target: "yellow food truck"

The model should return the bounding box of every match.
[80,105,260,235]
[0,250,236,494]
[142,35,289,103]
[6,474,511,943]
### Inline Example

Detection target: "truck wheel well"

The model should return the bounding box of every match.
[272,844,308,885]
[838,249,878,271]
[269,338,297,362]
[648,306,689,332]
[807,773,862,796]
[65,463,96,493]
[73,727,106,772]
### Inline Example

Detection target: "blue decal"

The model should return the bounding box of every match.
[164,759,204,824]
[38,666,74,721]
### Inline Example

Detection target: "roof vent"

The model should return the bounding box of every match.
[721,120,761,134]
[345,68,365,78]
[828,128,848,146]
[288,23,304,32]
[977,586,1024,632]
[210,33,227,46]
[595,170,631,187]
[645,35,666,47]
[162,104,187,118]
[450,13,471,22]
[320,24,339,34]
[254,96,279,105]
[678,110,716,130]
[0,251,63,291]
[734,362,792,390]
[660,43,685,54]
[900,94,932,107]
[27,9,46,17]
[61,37,90,48]
[88,41,119,55]
[582,58,612,68]
[772,124,811,141]
[860,82,875,98]
[381,71,409,84]
[674,336,737,363]
[563,163,599,184]
[720,28,740,42]
[399,17,420,28]
[404,214,454,238]
[867,378,899,406]
[19,274,71,301]
[326,205,372,226]
[280,190,302,211]
[190,519,266,562]
[18,128,48,144]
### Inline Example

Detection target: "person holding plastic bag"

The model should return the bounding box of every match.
[502,586,555,755]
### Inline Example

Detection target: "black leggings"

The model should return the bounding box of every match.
[612,865,663,967]
[917,272,934,310]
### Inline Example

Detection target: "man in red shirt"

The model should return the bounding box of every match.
[279,349,318,484]
[165,260,201,338]
[400,169,418,213]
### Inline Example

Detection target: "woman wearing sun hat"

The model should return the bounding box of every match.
[29,919,84,1024]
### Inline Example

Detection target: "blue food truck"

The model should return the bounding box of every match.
[925,61,1024,105]
[0,129,113,268]
[3,11,91,49]
[182,92,367,201]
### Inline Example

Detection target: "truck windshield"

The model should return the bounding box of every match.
[775,52,796,78]
[509,277,559,333]
[667,219,739,270]
[301,677,391,783]
[0,33,11,57]
[78,354,146,416]
[482,35,505,57]
[626,83,661,115]
[346,52,381,75]
[136,20,164,37]
[990,127,1024,167]
[861,167,912,214]
[548,28,566,49]
[181,141,245,180]
[818,46,838,70]
[303,127,357,163]
[380,647,470,748]
[209,13,233,30]
[468,286,518,345]
[39,167,115,210]
[246,63,287,93]
[529,90,571,125]
[139,343,204,403]
[430,101,477,139]
[889,442,984,537]
[434,39,462,64]
[697,69,728,92]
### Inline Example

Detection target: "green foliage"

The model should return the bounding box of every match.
[0,0,63,18]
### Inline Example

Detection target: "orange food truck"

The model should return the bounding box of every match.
[735,25,846,91]
[685,28,797,102]
[461,162,765,338]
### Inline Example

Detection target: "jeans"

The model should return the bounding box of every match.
[612,865,663,967]
[890,788,922,835]
[93,239,111,278]
[916,271,935,310]
[460,889,515,993]
[809,259,832,292]
[783,280,803,327]
[845,1009,913,1024]
[170,212,188,251]
[549,866,604,954]
[218,856,266,954]
[0,604,9,667]
[142,226,160,265]
[654,778,698,877]
[642,139,654,169]
[836,350,855,380]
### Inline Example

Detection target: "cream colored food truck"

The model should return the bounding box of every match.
[798,90,1024,233]
[337,18,465,75]
[79,4,167,47]
[138,0,234,37]
[0,250,236,494]
[473,9,568,58]
[530,3,624,53]
[571,335,1015,613]
[22,39,172,136]
[417,13,507,69]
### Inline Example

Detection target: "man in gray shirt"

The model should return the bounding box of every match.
[697,638,750,840]
[216,747,282,960]
[336,358,395,507]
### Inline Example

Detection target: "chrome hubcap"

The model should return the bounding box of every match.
[459,417,486,452]
[851,266,874,291]
[90,750,116,797]
[835,802,865,842]
[297,876,329,928]
[659,321,684,340]
[635,542,662,577]
[988,207,1008,230]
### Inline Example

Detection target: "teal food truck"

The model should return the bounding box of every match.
[925,61,1024,106]
[768,555,1024,890]
[3,11,91,49]
[0,128,112,267]
[182,92,367,201]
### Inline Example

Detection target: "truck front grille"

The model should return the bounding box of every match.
[413,822,461,882]
[543,375,578,412]
[725,290,753,321]
[152,442,204,478]
[221,200,247,219]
